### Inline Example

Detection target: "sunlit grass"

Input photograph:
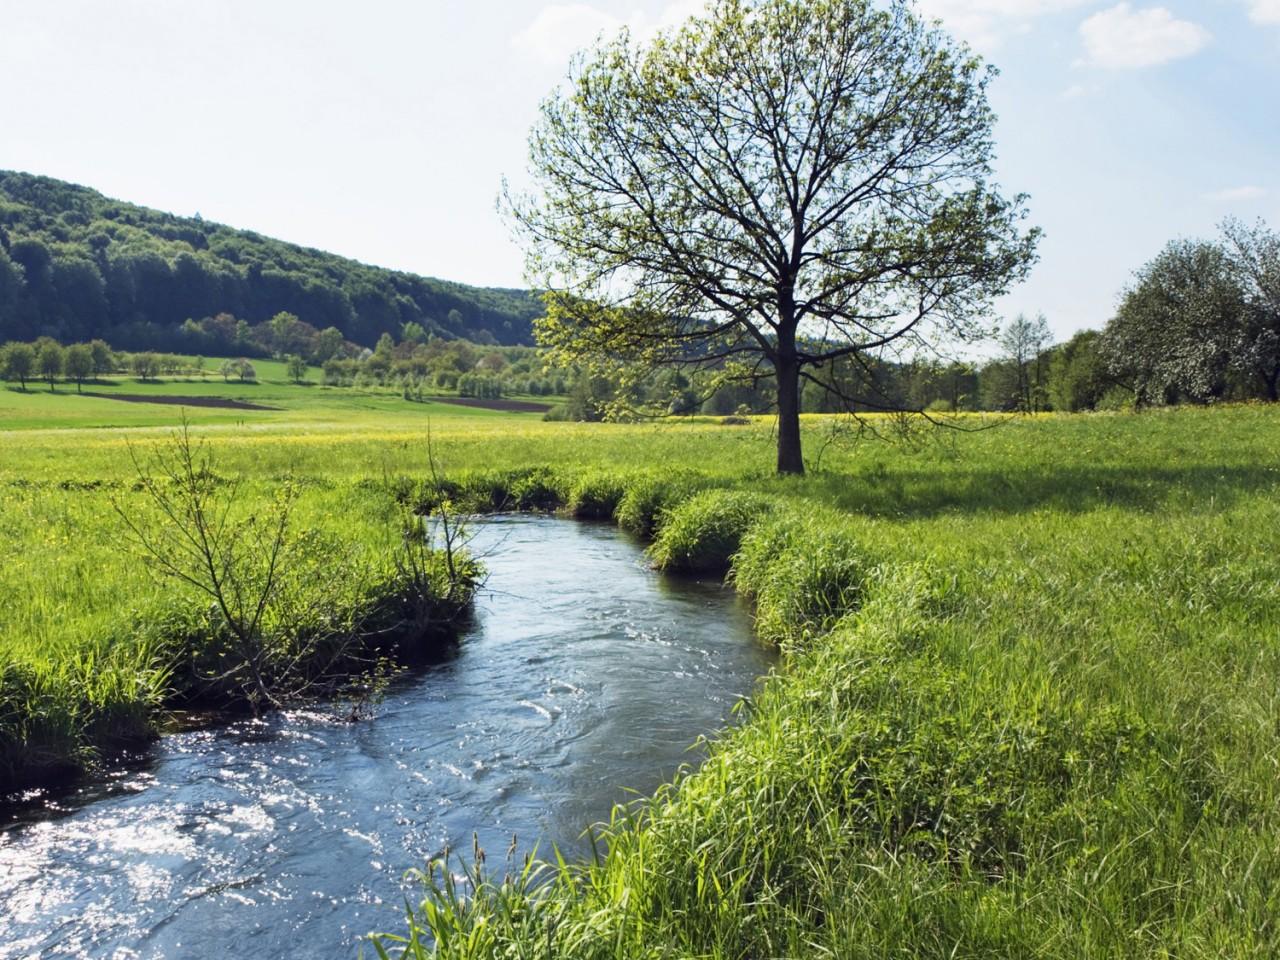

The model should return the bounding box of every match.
[3,397,1280,955]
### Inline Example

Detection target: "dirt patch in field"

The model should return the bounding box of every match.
[81,392,280,411]
[432,396,552,413]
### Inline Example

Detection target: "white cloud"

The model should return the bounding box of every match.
[914,0,1095,51]
[1246,0,1280,24]
[1079,4,1210,68]
[1203,186,1270,202]
[512,2,708,66]
[1059,82,1098,100]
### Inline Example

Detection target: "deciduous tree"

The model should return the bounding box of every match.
[1046,329,1109,412]
[37,339,64,390]
[1222,217,1280,401]
[89,339,113,376]
[64,343,93,392]
[1,341,35,390]
[1101,240,1245,404]
[132,351,159,381]
[998,313,1051,412]
[286,354,308,383]
[509,0,1039,473]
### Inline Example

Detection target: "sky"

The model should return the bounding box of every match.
[1,0,1277,343]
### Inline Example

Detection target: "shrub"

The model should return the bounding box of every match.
[731,510,872,647]
[615,472,701,539]
[567,471,628,520]
[443,468,568,513]
[505,467,566,512]
[648,489,770,574]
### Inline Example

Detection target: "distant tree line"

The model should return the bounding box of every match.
[626,217,1280,418]
[173,310,354,363]
[0,336,231,391]
[5,178,1273,418]
[0,171,541,350]
[0,329,565,401]
[318,333,567,399]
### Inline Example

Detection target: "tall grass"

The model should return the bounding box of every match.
[366,407,1280,958]
[4,405,1280,955]
[0,461,480,789]
[647,489,772,574]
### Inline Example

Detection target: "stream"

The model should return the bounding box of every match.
[0,516,772,958]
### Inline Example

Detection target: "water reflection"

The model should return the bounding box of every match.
[0,516,771,959]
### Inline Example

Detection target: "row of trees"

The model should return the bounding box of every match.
[9,219,1273,413]
[975,219,1280,414]
[175,310,353,363]
[866,215,1280,416]
[317,333,568,398]
[0,336,240,390]
[552,214,1279,420]
[554,332,1117,422]
[0,338,105,390]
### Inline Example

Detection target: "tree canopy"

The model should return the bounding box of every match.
[512,0,1039,472]
[0,171,542,350]
[1101,236,1252,404]
[1222,217,1280,401]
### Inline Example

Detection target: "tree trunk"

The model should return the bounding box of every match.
[1265,365,1280,403]
[775,355,804,475]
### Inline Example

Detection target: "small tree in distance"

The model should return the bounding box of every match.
[37,340,64,391]
[89,339,113,376]
[999,313,1052,412]
[65,343,93,392]
[286,355,308,384]
[508,0,1040,473]
[1,342,35,390]
[132,351,159,381]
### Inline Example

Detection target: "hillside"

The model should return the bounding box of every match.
[0,171,541,350]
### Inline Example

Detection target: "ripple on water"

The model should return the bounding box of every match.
[0,516,772,959]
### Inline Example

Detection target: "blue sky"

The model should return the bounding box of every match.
[1,0,1276,342]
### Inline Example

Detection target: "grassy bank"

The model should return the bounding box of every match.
[3,402,1279,955]
[369,406,1279,958]
[0,438,481,791]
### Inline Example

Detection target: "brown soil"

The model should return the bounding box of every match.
[81,392,280,411]
[432,396,553,413]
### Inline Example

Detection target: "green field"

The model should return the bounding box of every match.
[0,358,539,430]
[2,382,1278,956]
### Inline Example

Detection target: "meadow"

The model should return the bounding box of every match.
[2,368,1279,957]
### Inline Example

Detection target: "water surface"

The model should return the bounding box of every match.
[0,516,770,958]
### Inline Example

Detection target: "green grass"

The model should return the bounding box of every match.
[0,358,535,430]
[2,388,1279,956]
[370,405,1280,959]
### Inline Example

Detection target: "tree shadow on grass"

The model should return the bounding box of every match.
[793,462,1280,519]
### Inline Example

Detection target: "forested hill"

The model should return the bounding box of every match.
[0,171,541,350]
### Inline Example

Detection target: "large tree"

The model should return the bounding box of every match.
[1222,217,1280,401]
[1101,239,1246,404]
[510,0,1039,473]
